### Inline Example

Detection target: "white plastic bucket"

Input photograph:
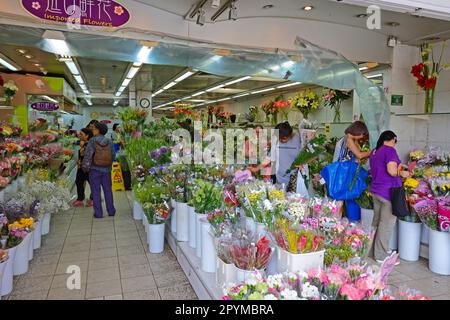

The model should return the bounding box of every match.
[28,230,34,261]
[33,221,42,249]
[133,200,143,220]
[176,202,189,242]
[255,222,266,238]
[1,246,17,296]
[421,223,430,245]
[13,234,32,275]
[389,219,398,251]
[195,213,205,258]
[188,206,196,248]
[235,266,265,284]
[245,217,256,235]
[41,213,51,235]
[429,229,450,275]
[277,248,325,274]
[170,205,177,235]
[201,222,216,273]
[398,219,422,262]
[148,223,165,254]
[216,257,236,287]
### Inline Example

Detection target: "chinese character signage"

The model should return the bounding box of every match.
[22,0,130,28]
[31,102,60,111]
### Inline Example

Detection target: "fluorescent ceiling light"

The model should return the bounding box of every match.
[118,86,126,91]
[64,60,79,75]
[83,89,90,95]
[225,76,251,86]
[46,39,70,55]
[192,91,206,97]
[79,84,87,90]
[174,71,195,83]
[206,84,225,92]
[152,89,164,97]
[188,99,205,102]
[122,78,132,87]
[44,96,58,103]
[127,66,140,79]
[173,99,181,103]
[277,82,301,89]
[115,91,123,97]
[73,75,84,84]
[0,54,20,71]
[137,46,152,63]
[163,81,177,90]
[271,65,280,71]
[252,87,275,94]
[366,73,383,79]
[359,66,369,71]
[216,97,231,102]
[233,93,250,98]
[133,62,143,67]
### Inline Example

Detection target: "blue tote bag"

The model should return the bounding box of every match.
[320,146,368,200]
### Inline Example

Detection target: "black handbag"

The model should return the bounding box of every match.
[390,187,410,217]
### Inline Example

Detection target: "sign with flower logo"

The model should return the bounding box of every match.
[21,0,130,28]
[31,102,60,111]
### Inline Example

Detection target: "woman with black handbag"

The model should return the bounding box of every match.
[369,131,411,264]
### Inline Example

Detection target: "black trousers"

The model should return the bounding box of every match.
[75,168,91,201]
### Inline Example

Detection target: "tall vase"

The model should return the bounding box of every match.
[333,102,341,123]
[425,88,435,114]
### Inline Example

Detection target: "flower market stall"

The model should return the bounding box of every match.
[121,110,431,301]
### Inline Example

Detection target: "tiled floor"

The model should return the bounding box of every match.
[5,190,450,300]
[6,191,198,300]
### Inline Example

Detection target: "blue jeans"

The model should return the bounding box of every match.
[89,169,116,218]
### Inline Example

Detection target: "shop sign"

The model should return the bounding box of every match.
[31,102,60,111]
[21,0,130,28]
[391,94,404,107]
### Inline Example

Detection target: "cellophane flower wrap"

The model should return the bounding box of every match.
[414,198,439,230]
[229,234,273,271]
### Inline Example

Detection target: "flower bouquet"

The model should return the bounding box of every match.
[191,179,222,214]
[290,89,320,119]
[413,198,439,230]
[229,235,273,271]
[322,89,352,123]
[142,201,171,224]
[3,81,18,105]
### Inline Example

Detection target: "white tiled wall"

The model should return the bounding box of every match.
[389,44,450,161]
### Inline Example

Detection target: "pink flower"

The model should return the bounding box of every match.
[339,284,366,300]
[320,270,330,285]
[308,268,320,279]
[328,273,345,286]
[355,275,379,294]
[32,1,41,10]
[330,264,349,278]
[222,295,231,300]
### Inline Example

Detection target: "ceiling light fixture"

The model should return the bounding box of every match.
[152,70,196,99]
[302,5,313,11]
[206,84,225,92]
[17,49,27,54]
[233,93,250,98]
[211,0,238,21]
[152,89,164,97]
[24,55,33,59]
[0,53,21,71]
[216,97,231,102]
[224,76,251,86]
[163,81,177,90]
[282,61,295,68]
[366,73,383,79]
[276,82,301,89]
[197,7,206,26]
[126,66,141,79]
[73,75,84,84]
[359,66,369,71]
[252,87,275,94]
[42,30,70,55]
[192,91,206,97]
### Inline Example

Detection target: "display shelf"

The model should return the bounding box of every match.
[394,112,450,121]
[0,105,14,110]
[164,229,223,300]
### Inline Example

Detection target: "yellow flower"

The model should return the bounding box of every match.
[404,178,419,189]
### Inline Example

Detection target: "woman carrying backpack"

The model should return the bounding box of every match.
[82,122,116,218]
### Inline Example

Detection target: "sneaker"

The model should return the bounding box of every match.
[73,200,84,207]
[86,200,93,207]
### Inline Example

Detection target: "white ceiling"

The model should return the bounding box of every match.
[134,0,450,44]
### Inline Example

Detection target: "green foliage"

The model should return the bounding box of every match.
[324,243,355,266]
[288,134,327,173]
[191,179,222,214]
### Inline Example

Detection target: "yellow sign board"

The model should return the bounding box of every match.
[111,162,125,192]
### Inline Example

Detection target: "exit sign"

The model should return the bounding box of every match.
[391,94,404,106]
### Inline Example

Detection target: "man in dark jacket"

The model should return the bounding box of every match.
[82,122,116,218]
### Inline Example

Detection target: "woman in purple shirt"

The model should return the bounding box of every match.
[369,131,411,263]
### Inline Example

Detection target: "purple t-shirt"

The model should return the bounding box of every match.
[369,145,402,201]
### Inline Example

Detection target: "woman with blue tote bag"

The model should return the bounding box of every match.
[321,121,370,220]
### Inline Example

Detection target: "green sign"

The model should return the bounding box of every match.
[391,94,403,106]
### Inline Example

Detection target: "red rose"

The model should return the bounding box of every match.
[417,75,426,88]
[424,77,437,90]
[411,63,424,78]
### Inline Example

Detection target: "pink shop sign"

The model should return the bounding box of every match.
[31,102,60,111]
[22,0,130,28]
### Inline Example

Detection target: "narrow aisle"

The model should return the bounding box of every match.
[7,191,197,300]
